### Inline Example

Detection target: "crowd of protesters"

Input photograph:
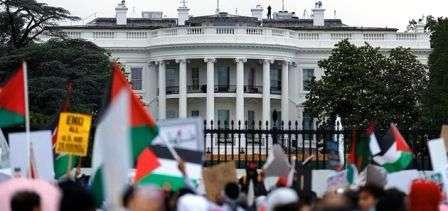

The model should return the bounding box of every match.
[1,161,447,211]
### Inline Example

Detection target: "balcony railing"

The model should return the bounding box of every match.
[187,85,206,93]
[53,26,430,50]
[244,85,263,94]
[166,86,179,94]
[215,85,236,93]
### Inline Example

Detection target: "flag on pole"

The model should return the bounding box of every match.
[0,66,25,127]
[370,124,412,173]
[111,64,158,161]
[136,145,202,191]
[90,64,159,207]
[52,82,77,179]
[91,88,131,209]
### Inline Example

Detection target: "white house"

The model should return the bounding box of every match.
[54,0,431,129]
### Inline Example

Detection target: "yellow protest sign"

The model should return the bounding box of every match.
[55,112,92,156]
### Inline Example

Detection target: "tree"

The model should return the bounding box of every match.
[0,0,79,49]
[304,39,427,129]
[0,38,111,127]
[423,16,448,127]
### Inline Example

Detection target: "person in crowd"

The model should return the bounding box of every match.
[375,188,406,211]
[312,192,352,211]
[297,191,317,211]
[357,185,384,211]
[408,179,442,211]
[127,185,165,211]
[177,193,209,211]
[239,162,267,197]
[266,187,299,211]
[58,180,96,211]
[221,182,245,211]
[10,190,41,211]
[122,185,135,209]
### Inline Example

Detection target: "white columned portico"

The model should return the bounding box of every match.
[177,59,187,118]
[205,58,216,127]
[262,59,273,128]
[281,60,289,123]
[235,58,247,125]
[158,60,166,120]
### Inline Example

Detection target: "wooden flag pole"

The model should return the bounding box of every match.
[160,135,181,161]
[66,155,73,179]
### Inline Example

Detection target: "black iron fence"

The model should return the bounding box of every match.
[203,120,440,171]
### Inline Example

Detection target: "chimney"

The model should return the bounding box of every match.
[251,5,263,21]
[177,0,190,25]
[115,0,128,25]
[312,1,325,27]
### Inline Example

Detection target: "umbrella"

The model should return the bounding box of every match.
[0,178,61,211]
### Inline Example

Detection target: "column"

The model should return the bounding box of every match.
[262,59,273,128]
[158,61,166,120]
[177,59,187,118]
[205,58,216,127]
[281,60,289,124]
[235,58,247,125]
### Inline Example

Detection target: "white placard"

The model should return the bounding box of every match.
[9,131,54,180]
[386,170,420,193]
[327,171,348,191]
[152,118,204,151]
[428,138,448,171]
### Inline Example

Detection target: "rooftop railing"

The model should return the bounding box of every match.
[60,26,430,49]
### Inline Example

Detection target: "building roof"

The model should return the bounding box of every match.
[53,14,397,32]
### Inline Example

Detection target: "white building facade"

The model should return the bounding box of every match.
[57,1,431,129]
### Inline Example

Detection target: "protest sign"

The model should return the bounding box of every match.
[386,170,420,193]
[152,118,204,152]
[441,125,448,152]
[327,171,348,191]
[428,138,448,171]
[9,131,54,180]
[202,162,237,202]
[55,112,92,156]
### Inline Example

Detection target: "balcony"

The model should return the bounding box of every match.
[55,26,430,51]
[187,85,206,93]
[215,85,236,93]
[166,86,179,94]
[244,85,262,94]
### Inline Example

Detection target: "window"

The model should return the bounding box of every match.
[167,110,178,119]
[166,67,179,94]
[217,67,230,86]
[302,111,313,141]
[270,66,281,94]
[303,69,315,91]
[191,110,199,117]
[249,68,255,88]
[191,68,200,90]
[166,68,178,87]
[247,110,255,129]
[131,67,143,90]
[216,109,230,128]
[271,110,282,127]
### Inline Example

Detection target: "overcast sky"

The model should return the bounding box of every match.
[41,0,447,31]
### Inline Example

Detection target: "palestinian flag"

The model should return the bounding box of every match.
[370,124,412,173]
[0,65,25,127]
[90,64,158,207]
[136,145,202,191]
[347,128,372,172]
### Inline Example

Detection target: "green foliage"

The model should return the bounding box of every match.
[0,0,79,49]
[0,38,111,127]
[305,39,427,129]
[423,16,448,127]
